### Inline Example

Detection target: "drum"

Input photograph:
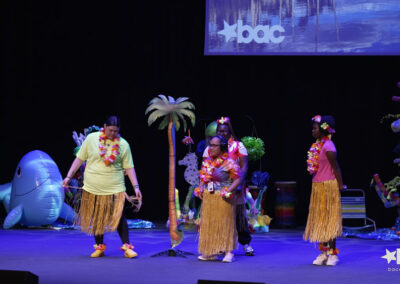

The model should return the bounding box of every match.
[274,181,296,227]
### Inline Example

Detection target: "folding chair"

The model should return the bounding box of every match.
[341,189,376,232]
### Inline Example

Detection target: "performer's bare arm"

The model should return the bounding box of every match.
[125,167,142,200]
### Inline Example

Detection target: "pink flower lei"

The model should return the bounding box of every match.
[306,136,330,175]
[194,153,231,197]
[199,153,229,184]
[99,128,120,166]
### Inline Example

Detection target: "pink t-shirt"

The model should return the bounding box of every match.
[312,140,336,182]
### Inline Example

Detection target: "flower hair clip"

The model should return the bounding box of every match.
[312,115,321,123]
[217,117,230,125]
[321,122,336,134]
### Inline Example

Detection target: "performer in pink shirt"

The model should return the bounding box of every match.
[304,115,345,266]
[203,117,254,256]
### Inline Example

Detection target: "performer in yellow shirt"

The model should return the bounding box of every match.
[62,116,142,258]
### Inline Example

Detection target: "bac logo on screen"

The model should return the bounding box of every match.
[218,20,285,44]
[382,248,400,264]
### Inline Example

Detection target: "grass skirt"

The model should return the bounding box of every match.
[303,179,342,243]
[74,190,125,236]
[198,190,237,256]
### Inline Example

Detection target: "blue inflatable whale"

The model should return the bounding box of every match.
[0,150,76,229]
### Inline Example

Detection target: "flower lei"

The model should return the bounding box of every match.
[306,136,330,175]
[99,128,120,166]
[318,243,339,255]
[200,153,229,183]
[194,153,234,198]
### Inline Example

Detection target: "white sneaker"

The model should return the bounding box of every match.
[326,255,339,266]
[222,252,234,263]
[244,244,254,256]
[312,253,328,265]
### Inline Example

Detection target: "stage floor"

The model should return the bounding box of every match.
[0,225,399,284]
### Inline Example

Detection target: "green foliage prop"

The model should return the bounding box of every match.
[241,136,265,161]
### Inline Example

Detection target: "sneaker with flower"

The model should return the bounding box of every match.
[91,244,106,258]
[120,243,138,258]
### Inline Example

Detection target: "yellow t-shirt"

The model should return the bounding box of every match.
[77,132,134,195]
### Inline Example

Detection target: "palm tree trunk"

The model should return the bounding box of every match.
[168,115,179,242]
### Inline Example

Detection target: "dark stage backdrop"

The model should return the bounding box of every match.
[2,0,400,228]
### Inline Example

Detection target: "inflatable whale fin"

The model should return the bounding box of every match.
[0,183,12,213]
[3,204,23,229]
[59,203,77,224]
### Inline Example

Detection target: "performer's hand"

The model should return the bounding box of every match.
[134,188,142,200]
[62,177,71,188]
[212,168,228,182]
[125,193,142,212]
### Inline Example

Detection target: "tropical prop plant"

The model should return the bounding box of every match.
[250,171,270,211]
[241,136,266,161]
[251,171,270,189]
[145,94,195,248]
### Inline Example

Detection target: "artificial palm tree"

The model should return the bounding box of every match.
[145,94,195,248]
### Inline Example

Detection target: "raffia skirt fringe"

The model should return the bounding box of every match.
[198,190,237,256]
[74,190,125,236]
[303,179,342,243]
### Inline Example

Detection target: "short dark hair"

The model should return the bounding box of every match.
[105,115,120,128]
[212,135,229,153]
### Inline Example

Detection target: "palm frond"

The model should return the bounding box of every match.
[175,97,189,104]
[145,101,166,114]
[146,95,196,132]
[158,116,170,130]
[157,94,169,103]
[176,101,195,110]
[148,97,167,106]
[176,112,188,132]
[147,109,167,126]
[172,113,180,131]
[178,109,196,127]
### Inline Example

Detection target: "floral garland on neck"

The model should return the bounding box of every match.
[194,153,236,198]
[306,136,330,175]
[199,152,229,183]
[99,128,120,166]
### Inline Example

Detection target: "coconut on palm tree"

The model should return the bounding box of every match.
[145,94,195,247]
